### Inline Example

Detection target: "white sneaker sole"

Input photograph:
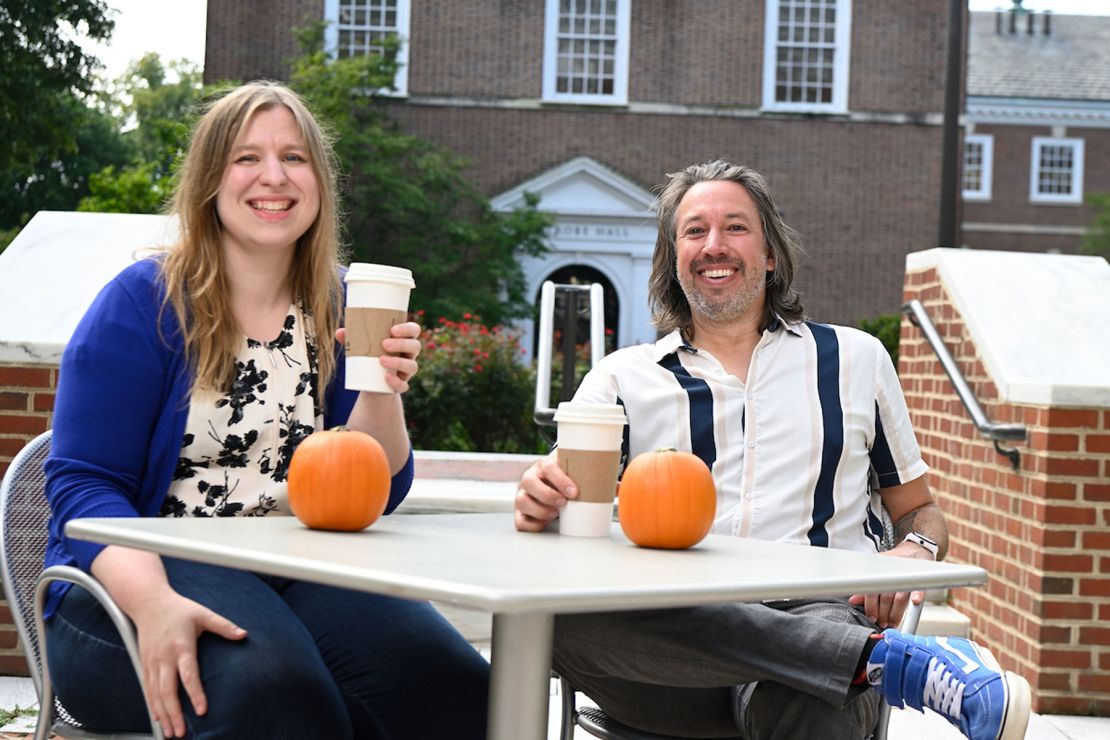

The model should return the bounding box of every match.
[998,672,1031,740]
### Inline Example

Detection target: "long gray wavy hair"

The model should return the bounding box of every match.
[648,160,805,334]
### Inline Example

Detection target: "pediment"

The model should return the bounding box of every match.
[491,156,655,219]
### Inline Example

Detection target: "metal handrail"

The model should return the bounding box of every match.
[901,299,1025,470]
[534,281,605,426]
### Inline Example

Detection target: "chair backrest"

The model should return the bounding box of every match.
[0,429,53,696]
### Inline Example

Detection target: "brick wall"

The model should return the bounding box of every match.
[0,361,57,677]
[204,0,950,115]
[387,101,942,325]
[0,364,56,479]
[961,124,1110,253]
[900,268,1110,714]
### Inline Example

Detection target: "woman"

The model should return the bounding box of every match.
[43,82,489,739]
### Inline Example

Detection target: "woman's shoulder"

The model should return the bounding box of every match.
[104,256,168,305]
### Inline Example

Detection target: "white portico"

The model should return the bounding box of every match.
[491,157,658,361]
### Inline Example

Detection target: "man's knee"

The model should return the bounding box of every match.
[737,681,879,740]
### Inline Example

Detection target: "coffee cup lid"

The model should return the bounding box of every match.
[553,402,627,426]
[345,262,415,288]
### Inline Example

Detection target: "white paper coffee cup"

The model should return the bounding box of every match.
[554,402,627,537]
[344,263,415,393]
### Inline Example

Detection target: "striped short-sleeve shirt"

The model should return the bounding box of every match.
[572,320,928,554]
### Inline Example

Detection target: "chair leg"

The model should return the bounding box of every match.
[560,675,578,740]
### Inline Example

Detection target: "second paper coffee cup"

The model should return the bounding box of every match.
[344,263,415,393]
[554,401,627,537]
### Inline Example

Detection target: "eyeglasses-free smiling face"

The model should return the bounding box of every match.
[215,105,321,259]
[674,180,775,326]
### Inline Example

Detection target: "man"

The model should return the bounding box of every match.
[515,161,1030,740]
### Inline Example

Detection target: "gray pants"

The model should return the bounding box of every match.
[553,599,881,739]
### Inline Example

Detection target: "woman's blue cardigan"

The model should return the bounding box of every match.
[43,259,414,616]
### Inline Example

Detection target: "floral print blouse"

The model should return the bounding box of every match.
[161,306,321,517]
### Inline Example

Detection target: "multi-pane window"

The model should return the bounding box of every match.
[962,134,993,201]
[543,0,631,104]
[762,0,851,112]
[1029,137,1085,204]
[323,0,410,95]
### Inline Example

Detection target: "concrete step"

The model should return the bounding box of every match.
[916,603,971,637]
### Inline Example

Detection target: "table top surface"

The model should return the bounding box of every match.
[67,513,987,615]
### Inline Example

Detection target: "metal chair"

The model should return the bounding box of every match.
[0,430,162,740]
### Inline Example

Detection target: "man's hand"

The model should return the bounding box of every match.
[514,451,578,531]
[848,539,934,629]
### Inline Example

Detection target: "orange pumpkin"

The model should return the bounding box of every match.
[288,427,391,531]
[618,448,716,549]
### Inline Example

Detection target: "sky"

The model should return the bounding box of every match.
[81,0,1110,81]
[81,0,207,81]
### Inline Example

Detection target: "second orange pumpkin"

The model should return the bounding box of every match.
[618,448,717,549]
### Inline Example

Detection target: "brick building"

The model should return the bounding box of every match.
[205,0,955,334]
[962,8,1110,253]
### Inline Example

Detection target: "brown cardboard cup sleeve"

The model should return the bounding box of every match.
[346,308,408,358]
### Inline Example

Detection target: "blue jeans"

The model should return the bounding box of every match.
[45,557,490,739]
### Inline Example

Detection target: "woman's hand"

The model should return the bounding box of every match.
[336,321,423,394]
[130,590,247,738]
[379,320,422,393]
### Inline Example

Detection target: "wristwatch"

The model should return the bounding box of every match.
[903,532,939,560]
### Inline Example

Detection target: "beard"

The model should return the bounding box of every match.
[677,255,768,325]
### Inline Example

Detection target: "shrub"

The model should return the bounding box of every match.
[858,313,901,367]
[405,314,546,453]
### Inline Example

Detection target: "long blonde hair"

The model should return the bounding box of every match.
[161,81,344,398]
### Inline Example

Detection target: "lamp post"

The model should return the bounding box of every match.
[938,0,965,248]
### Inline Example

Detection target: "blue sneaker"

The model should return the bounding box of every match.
[868,629,1031,740]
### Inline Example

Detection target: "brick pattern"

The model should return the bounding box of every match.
[0,364,56,479]
[0,361,56,677]
[203,0,952,326]
[205,0,949,114]
[900,269,1110,714]
[961,124,1110,253]
[386,102,942,325]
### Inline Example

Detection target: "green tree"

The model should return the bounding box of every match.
[0,0,114,174]
[288,23,552,326]
[78,54,216,214]
[0,90,131,237]
[1080,193,1110,259]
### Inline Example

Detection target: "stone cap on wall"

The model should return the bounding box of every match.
[906,247,1110,408]
[0,211,178,364]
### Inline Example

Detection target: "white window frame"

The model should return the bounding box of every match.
[1029,137,1084,205]
[323,0,411,97]
[962,133,993,202]
[542,0,632,106]
[762,0,852,114]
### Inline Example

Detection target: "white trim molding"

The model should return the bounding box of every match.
[324,0,411,97]
[961,222,1087,236]
[967,96,1110,129]
[542,0,632,106]
[762,0,852,114]
[1029,137,1085,205]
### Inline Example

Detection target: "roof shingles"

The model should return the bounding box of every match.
[968,12,1110,102]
